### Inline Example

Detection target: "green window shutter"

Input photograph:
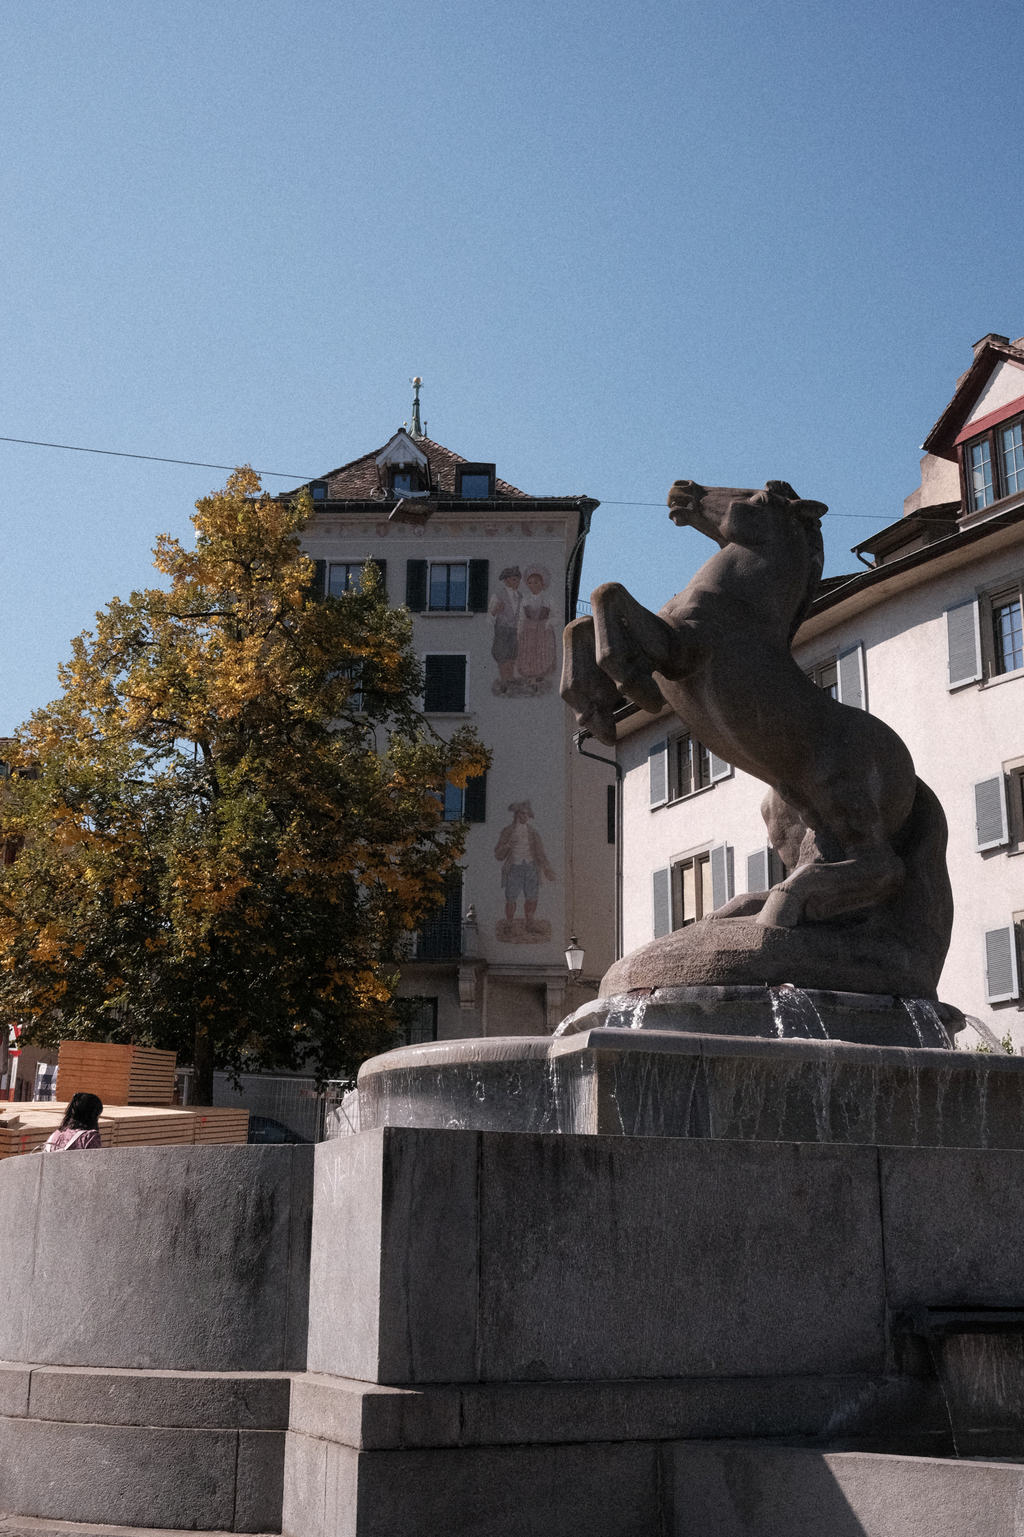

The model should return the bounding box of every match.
[468,560,490,613]
[311,559,327,599]
[464,771,487,822]
[406,560,428,611]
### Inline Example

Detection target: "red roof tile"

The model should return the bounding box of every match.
[298,436,530,501]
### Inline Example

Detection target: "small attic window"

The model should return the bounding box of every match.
[391,465,429,497]
[311,481,329,501]
[457,463,495,499]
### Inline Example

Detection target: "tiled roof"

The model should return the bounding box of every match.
[922,337,1024,458]
[294,436,530,501]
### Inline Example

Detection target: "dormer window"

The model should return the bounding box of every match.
[391,467,427,497]
[311,481,329,501]
[375,430,431,500]
[964,415,1024,511]
[456,463,495,499]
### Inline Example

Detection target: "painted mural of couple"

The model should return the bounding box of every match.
[489,563,558,696]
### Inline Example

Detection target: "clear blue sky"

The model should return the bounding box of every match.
[3,0,1022,733]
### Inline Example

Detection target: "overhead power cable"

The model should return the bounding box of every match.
[0,433,894,519]
[0,435,310,481]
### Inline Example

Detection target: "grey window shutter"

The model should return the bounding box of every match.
[652,868,671,937]
[468,560,490,613]
[710,842,733,910]
[464,771,487,823]
[946,598,982,688]
[975,776,1009,851]
[405,559,428,611]
[709,751,732,782]
[984,925,1020,1003]
[768,846,786,885]
[837,643,866,710]
[747,847,769,892]
[649,740,668,807]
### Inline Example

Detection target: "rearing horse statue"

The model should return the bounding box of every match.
[562,480,951,953]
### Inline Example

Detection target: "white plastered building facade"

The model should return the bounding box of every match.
[616,335,1024,1046]
[295,428,615,1042]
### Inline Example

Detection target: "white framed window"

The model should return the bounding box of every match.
[327,559,387,598]
[963,413,1024,512]
[429,562,469,612]
[657,842,734,935]
[808,643,866,708]
[990,585,1024,676]
[649,733,730,809]
[671,851,712,928]
[946,586,1024,689]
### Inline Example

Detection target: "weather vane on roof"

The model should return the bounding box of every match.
[410,377,424,441]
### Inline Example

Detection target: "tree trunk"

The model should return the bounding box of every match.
[192,1024,214,1106]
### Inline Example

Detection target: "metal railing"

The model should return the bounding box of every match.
[415,918,463,960]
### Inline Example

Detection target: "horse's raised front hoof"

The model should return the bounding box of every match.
[577,701,617,748]
[618,667,665,718]
[757,887,804,928]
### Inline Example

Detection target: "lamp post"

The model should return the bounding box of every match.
[565,934,585,977]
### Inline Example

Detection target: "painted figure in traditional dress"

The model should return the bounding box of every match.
[494,800,556,935]
[489,567,523,692]
[516,563,557,689]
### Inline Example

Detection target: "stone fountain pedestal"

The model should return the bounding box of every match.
[283,1120,1024,1537]
[279,1004,1024,1537]
[354,1020,1024,1151]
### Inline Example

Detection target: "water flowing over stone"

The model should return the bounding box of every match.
[767,985,830,1040]
[900,997,952,1048]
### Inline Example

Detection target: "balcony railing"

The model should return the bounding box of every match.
[415,917,463,960]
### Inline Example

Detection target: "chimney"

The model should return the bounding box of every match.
[972,333,1010,358]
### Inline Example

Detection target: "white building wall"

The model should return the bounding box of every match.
[303,503,614,1039]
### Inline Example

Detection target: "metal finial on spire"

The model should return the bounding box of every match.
[410,377,423,440]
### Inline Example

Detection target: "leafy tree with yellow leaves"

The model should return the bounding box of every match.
[0,469,487,1101]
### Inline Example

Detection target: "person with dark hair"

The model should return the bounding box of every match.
[40,1092,104,1152]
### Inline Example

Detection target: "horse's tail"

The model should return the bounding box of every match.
[889,777,954,986]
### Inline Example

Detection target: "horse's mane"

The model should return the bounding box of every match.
[764,481,825,643]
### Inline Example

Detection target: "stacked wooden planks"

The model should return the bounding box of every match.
[54,1042,133,1105]
[0,1102,250,1160]
[54,1041,177,1107]
[191,1107,251,1144]
[126,1046,178,1106]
